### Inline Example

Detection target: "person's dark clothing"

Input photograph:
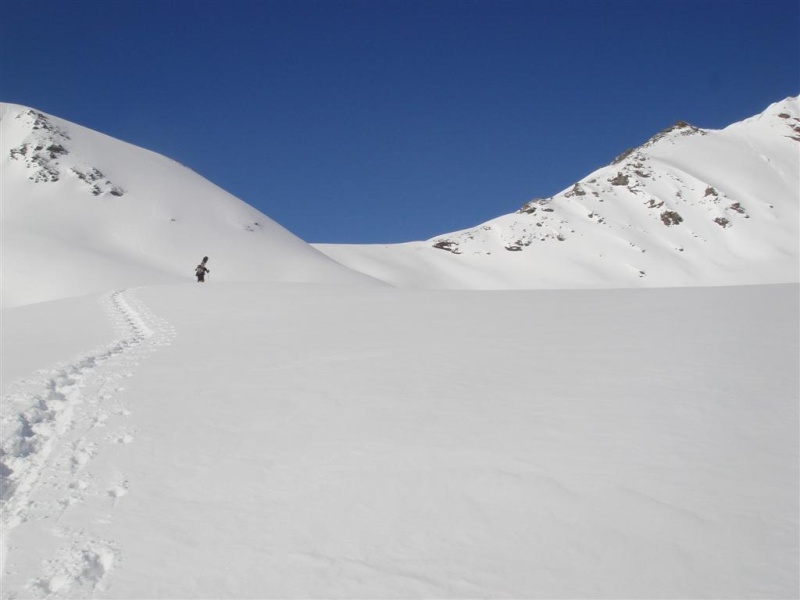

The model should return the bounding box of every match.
[195,262,209,282]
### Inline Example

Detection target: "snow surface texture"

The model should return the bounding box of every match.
[1,289,173,598]
[0,104,380,309]
[1,283,797,598]
[317,97,800,290]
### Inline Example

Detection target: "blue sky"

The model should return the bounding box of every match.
[2,0,798,243]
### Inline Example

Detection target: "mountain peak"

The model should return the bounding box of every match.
[0,104,380,307]
[611,119,705,166]
[318,96,799,290]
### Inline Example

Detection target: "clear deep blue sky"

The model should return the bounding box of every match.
[2,0,798,243]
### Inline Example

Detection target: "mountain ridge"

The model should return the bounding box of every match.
[316,95,799,289]
[0,103,380,308]
[2,97,797,307]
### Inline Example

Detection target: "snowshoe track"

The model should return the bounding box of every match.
[0,288,174,598]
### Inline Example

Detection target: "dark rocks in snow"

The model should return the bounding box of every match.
[30,158,60,182]
[8,111,74,187]
[647,120,705,145]
[71,168,126,197]
[565,183,587,197]
[8,109,127,196]
[505,237,533,251]
[729,202,747,215]
[777,112,800,141]
[10,142,65,182]
[609,172,629,186]
[668,120,692,131]
[72,167,105,184]
[660,210,684,226]
[715,217,731,228]
[626,183,643,195]
[519,198,551,214]
[16,109,70,139]
[46,144,68,159]
[9,144,28,160]
[433,240,461,254]
[612,148,635,165]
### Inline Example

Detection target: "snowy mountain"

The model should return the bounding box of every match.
[3,98,797,307]
[317,96,800,289]
[1,98,797,598]
[0,104,379,308]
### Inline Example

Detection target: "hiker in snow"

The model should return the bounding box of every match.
[195,256,210,283]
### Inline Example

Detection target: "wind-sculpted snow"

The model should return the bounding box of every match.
[0,289,174,598]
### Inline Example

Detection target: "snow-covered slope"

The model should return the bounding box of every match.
[1,97,797,599]
[0,104,379,308]
[1,283,797,598]
[317,96,800,289]
[4,97,797,306]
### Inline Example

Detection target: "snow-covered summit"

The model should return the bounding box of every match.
[317,96,800,289]
[0,104,379,307]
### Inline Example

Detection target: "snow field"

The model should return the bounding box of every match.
[3,282,796,598]
[1,289,175,598]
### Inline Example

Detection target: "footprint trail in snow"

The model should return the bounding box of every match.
[0,289,174,599]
